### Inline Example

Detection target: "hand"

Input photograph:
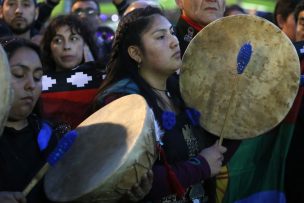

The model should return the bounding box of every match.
[127,170,153,202]
[0,191,27,203]
[199,140,227,177]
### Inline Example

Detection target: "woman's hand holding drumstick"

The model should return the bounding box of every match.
[22,130,78,197]
[199,141,227,177]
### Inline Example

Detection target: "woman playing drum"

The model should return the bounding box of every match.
[0,37,70,203]
[93,6,227,202]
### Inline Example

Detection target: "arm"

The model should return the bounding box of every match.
[145,140,226,200]
[146,155,210,200]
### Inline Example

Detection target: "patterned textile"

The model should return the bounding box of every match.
[216,45,304,203]
[40,67,104,129]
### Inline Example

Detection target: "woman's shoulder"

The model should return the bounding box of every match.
[105,77,140,95]
[96,77,141,107]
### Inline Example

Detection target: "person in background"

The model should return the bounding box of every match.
[34,0,60,33]
[284,1,304,203]
[71,0,128,65]
[40,14,103,129]
[274,0,299,41]
[123,0,160,16]
[41,14,99,73]
[224,4,246,16]
[294,0,304,41]
[0,0,38,40]
[174,0,226,55]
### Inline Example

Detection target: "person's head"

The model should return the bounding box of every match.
[71,0,100,15]
[123,0,160,16]
[224,4,245,16]
[96,6,181,120]
[0,0,38,37]
[41,14,98,72]
[0,37,42,122]
[294,0,304,41]
[175,0,226,27]
[71,0,101,32]
[105,6,180,84]
[274,0,298,41]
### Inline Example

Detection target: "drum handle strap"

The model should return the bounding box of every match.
[157,145,185,198]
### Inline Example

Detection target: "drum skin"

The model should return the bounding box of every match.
[180,15,300,139]
[0,45,11,136]
[44,94,156,202]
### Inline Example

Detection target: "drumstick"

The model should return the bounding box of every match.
[22,130,78,197]
[219,43,253,145]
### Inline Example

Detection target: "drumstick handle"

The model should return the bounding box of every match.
[218,74,239,146]
[22,163,50,196]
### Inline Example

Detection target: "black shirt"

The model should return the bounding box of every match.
[0,116,61,203]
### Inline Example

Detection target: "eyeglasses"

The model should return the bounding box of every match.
[73,8,98,17]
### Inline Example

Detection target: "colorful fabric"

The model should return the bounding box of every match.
[40,67,104,129]
[95,77,212,202]
[216,166,229,203]
[217,57,304,203]
[220,124,292,203]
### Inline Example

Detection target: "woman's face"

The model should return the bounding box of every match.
[136,14,181,76]
[50,25,85,71]
[8,47,42,121]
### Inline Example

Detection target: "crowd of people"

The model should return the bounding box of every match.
[0,0,303,203]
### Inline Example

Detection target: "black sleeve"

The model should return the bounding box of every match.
[113,0,129,17]
[34,1,59,32]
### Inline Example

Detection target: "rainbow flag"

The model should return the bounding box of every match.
[216,59,304,203]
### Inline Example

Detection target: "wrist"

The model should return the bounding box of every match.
[195,155,211,178]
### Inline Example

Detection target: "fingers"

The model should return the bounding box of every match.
[213,140,227,153]
[219,145,227,153]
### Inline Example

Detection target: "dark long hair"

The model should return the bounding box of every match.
[274,0,298,26]
[95,6,183,125]
[294,0,304,23]
[41,14,98,73]
[0,36,42,116]
[0,37,41,61]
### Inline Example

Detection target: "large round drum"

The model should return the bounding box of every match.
[0,45,11,136]
[44,94,156,202]
[180,15,300,139]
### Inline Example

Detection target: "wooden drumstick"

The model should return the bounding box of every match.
[22,130,78,197]
[219,43,253,145]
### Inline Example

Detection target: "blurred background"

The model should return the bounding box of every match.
[38,0,276,29]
